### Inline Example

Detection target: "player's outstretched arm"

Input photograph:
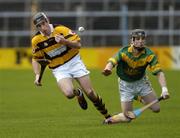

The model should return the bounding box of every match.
[157,71,170,99]
[32,59,51,86]
[32,59,42,86]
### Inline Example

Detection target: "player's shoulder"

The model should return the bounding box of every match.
[144,46,155,55]
[53,24,63,28]
[122,45,129,50]
[119,45,129,52]
[54,24,77,37]
[31,31,41,42]
[53,24,70,31]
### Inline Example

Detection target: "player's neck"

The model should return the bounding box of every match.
[132,46,141,56]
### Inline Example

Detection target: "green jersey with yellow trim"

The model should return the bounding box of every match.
[108,46,162,82]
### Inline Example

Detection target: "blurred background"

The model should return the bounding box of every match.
[0,1,180,137]
[0,0,180,69]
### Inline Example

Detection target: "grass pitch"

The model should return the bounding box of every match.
[0,69,180,138]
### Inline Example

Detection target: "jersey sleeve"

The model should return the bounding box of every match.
[108,49,122,66]
[31,38,45,60]
[147,54,162,75]
[56,26,80,42]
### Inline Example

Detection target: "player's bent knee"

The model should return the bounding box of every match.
[65,94,74,99]
[151,107,160,113]
[152,108,160,113]
[63,90,75,99]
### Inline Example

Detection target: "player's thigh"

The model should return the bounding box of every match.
[142,91,160,111]
[121,101,133,113]
[57,78,74,95]
[119,79,135,102]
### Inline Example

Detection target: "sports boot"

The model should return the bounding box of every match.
[74,88,88,110]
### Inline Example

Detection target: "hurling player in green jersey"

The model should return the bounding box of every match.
[102,29,170,124]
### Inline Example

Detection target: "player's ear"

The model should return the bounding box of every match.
[130,38,134,44]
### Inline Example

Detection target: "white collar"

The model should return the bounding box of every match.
[40,24,54,36]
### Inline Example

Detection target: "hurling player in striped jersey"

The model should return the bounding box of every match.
[102,29,170,124]
[31,12,111,120]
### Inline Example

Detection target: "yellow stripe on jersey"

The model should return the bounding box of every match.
[121,52,161,74]
[121,53,148,68]
[148,63,161,74]
[108,58,118,66]
[31,24,80,69]
[146,55,155,63]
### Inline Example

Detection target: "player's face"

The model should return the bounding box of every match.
[132,36,146,51]
[36,20,51,36]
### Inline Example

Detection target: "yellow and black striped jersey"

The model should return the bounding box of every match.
[31,24,80,69]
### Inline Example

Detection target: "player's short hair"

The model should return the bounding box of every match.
[33,12,48,26]
[131,29,146,39]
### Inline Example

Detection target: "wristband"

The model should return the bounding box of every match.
[162,87,168,92]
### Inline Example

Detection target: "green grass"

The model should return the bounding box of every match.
[0,69,180,138]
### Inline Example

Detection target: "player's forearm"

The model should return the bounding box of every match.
[102,62,114,76]
[106,62,114,71]
[157,71,167,88]
[64,40,81,49]
[32,59,40,75]
[55,35,81,49]
[157,71,170,99]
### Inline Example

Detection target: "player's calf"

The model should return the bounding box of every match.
[84,89,111,118]
[92,95,111,119]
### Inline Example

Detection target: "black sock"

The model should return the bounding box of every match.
[93,95,111,119]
